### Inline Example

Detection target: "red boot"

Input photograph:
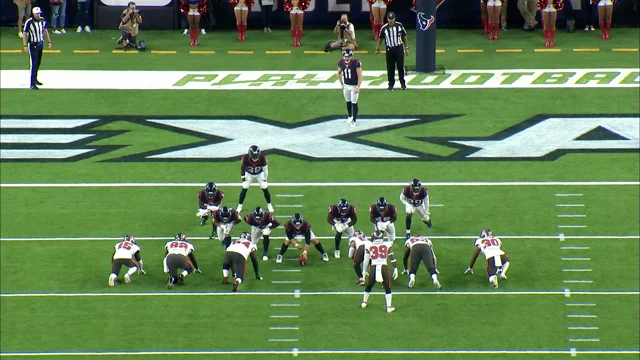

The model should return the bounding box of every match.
[482,16,489,34]
[296,29,302,47]
[241,25,246,41]
[189,30,194,46]
[604,22,611,40]
[494,23,500,40]
[544,29,550,47]
[291,29,296,46]
[599,22,606,39]
[236,25,242,41]
[549,29,555,47]
[370,17,375,37]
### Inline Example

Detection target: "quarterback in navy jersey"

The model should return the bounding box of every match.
[237,145,274,214]
[337,48,363,128]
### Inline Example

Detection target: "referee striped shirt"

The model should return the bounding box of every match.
[24,18,47,44]
[379,22,407,49]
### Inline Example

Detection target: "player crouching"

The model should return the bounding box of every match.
[464,229,510,289]
[276,213,329,264]
[196,182,224,227]
[212,206,242,247]
[361,231,398,313]
[348,230,371,286]
[164,233,202,289]
[109,235,146,287]
[403,235,441,289]
[327,198,358,258]
[245,206,280,261]
[222,232,264,292]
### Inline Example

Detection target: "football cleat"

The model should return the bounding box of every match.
[167,276,174,290]
[357,278,365,286]
[426,219,433,229]
[222,277,229,284]
[108,274,116,287]
[386,306,396,313]
[276,254,283,263]
[322,253,330,262]
[334,250,341,259]
[232,280,240,292]
[407,277,415,288]
[124,273,131,284]
[337,199,350,216]
[267,203,275,212]
[210,229,216,240]
[376,197,388,212]
[410,178,422,194]
[346,116,353,124]
[490,276,499,289]
[200,217,207,226]
[178,274,185,285]
[433,279,441,290]
[262,255,269,261]
[248,145,261,161]
[405,234,411,241]
[361,302,368,308]
[500,273,508,281]
[349,120,356,128]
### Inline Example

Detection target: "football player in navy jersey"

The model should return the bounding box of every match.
[337,48,363,128]
[327,198,357,258]
[237,145,274,213]
[400,179,432,240]
[196,182,224,226]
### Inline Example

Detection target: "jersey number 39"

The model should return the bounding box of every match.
[369,244,388,260]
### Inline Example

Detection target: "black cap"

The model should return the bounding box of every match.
[387,12,396,20]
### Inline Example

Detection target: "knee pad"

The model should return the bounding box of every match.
[260,181,268,190]
[242,182,250,189]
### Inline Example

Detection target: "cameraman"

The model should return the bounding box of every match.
[324,14,357,52]
[119,1,142,49]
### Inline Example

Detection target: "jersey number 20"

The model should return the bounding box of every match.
[369,244,388,260]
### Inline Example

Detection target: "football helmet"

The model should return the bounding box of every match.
[342,48,353,59]
[248,145,261,161]
[219,206,232,222]
[175,233,187,241]
[253,206,265,220]
[205,182,217,197]
[337,199,350,216]
[124,235,136,244]
[376,197,387,212]
[354,230,365,239]
[410,178,422,194]
[371,230,384,240]
[479,229,493,238]
[240,232,251,240]
[291,213,304,229]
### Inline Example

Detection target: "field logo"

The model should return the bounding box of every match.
[417,13,435,31]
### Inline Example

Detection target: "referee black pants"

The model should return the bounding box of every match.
[385,46,405,88]
[28,43,44,87]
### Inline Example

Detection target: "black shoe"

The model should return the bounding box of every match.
[178,274,185,285]
[167,276,174,289]
[387,86,394,91]
[35,80,43,86]
[200,217,207,226]
[401,83,407,90]
[210,230,216,239]
[30,85,39,90]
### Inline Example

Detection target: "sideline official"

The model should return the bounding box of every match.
[22,7,51,90]
[375,12,408,91]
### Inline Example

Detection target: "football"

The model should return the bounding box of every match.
[298,253,307,266]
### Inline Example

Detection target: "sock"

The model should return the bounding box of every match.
[385,293,392,307]
[334,233,342,251]
[348,247,355,258]
[405,216,412,232]
[362,291,371,303]
[314,242,326,254]
[369,17,374,32]
[410,273,416,280]
[354,263,363,278]
[502,261,510,275]
[238,188,248,205]
[489,275,497,283]
[352,103,358,121]
[263,235,270,255]
[223,236,231,248]
[431,273,438,282]
[109,273,117,280]
[262,188,272,203]
[126,267,137,276]
[223,269,229,277]
[236,278,243,284]
[279,243,289,256]
[346,101,352,117]
[181,270,189,277]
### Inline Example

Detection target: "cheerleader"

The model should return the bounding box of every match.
[284,0,309,47]
[230,0,254,41]
[486,0,503,39]
[594,0,614,39]
[370,0,391,41]
[181,0,207,46]
[480,0,489,35]
[368,1,375,38]
[537,0,564,47]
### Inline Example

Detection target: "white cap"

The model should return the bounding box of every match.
[32,7,43,14]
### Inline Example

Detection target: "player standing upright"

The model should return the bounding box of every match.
[348,230,371,285]
[327,198,358,258]
[222,232,264,292]
[337,48,362,128]
[244,206,280,261]
[464,229,511,289]
[360,231,398,312]
[212,206,242,247]
[109,235,145,287]
[399,178,432,240]
[196,182,224,226]
[403,235,441,289]
[237,145,274,214]
[277,213,329,264]
[369,197,397,242]
[164,233,201,290]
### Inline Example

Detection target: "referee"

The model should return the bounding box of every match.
[22,7,51,90]
[375,12,409,91]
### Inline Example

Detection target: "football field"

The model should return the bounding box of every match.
[0,27,639,359]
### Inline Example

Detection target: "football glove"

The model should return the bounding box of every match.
[401,269,409,275]
[464,267,474,274]
[196,209,209,218]
[262,228,271,236]
[207,205,219,212]
[376,221,387,231]
[392,268,399,280]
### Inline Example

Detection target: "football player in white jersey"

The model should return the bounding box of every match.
[360,231,398,313]
[464,229,511,289]
[402,235,441,289]
[347,230,371,286]
[164,233,202,289]
[222,232,264,292]
[109,235,145,287]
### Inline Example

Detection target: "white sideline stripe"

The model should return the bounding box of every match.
[275,215,293,218]
[568,326,599,330]
[556,204,585,207]
[269,326,300,330]
[561,257,591,261]
[270,315,299,318]
[555,194,584,197]
[1,181,638,188]
[430,204,444,207]
[2,291,638,298]
[565,303,597,306]
[557,215,587,218]
[1,235,638,242]
[270,304,300,307]
[276,194,304,197]
[558,225,587,228]
[569,338,600,342]
[563,280,594,284]
[276,205,303,208]
[0,349,638,356]
[563,269,592,272]
[561,246,590,250]
[271,281,301,284]
[272,269,302,273]
[268,338,299,342]
[567,314,598,318]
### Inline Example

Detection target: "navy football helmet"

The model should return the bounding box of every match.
[219,206,232,222]
[205,182,217,196]
[248,145,261,161]
[410,179,422,194]
[291,213,304,229]
[253,206,265,220]
[337,199,350,215]
[376,197,388,212]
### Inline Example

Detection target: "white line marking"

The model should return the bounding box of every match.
[563,269,592,272]
[558,225,587,228]
[271,280,302,284]
[2,291,637,298]
[272,269,302,273]
[1,235,637,242]
[567,314,598,318]
[568,326,599,330]
[561,257,591,261]
[1,181,638,188]
[270,304,300,307]
[560,246,590,250]
[0,349,637,356]
[569,338,600,342]
[557,214,586,218]
[565,303,597,307]
[270,315,299,318]
[559,233,565,242]
[276,205,303,208]
[563,280,594,284]
[268,338,299,342]
[430,204,444,207]
[556,204,586,207]
[555,194,584,197]
[269,326,300,330]
[275,215,293,218]
[276,194,304,197]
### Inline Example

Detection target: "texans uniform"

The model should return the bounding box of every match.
[327,203,357,237]
[403,236,440,289]
[213,207,242,246]
[369,203,397,242]
[400,179,432,238]
[196,184,224,226]
[244,208,280,260]
[339,57,361,103]
[109,237,143,287]
[223,236,262,292]
[237,145,273,213]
